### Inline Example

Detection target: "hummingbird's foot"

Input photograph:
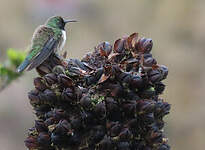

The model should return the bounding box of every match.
[53,53,63,60]
[53,53,68,68]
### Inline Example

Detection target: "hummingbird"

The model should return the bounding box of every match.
[17,16,77,73]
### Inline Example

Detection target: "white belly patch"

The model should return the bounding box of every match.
[59,30,66,51]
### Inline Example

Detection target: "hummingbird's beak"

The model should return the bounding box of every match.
[64,20,78,24]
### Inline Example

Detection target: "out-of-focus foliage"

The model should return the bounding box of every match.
[7,49,26,67]
[0,49,26,91]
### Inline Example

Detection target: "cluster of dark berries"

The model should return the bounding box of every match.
[25,33,170,150]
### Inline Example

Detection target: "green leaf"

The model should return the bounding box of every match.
[7,48,26,67]
[0,49,25,91]
[0,65,8,76]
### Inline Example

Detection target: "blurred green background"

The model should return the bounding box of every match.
[0,0,205,149]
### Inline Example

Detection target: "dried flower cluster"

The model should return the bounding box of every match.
[25,33,170,150]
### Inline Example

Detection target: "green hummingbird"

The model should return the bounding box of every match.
[17,16,77,73]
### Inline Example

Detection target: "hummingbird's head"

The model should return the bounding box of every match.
[46,16,77,30]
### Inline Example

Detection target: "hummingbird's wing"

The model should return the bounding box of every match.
[26,26,62,71]
[27,38,58,71]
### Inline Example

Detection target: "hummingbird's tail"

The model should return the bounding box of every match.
[16,58,30,73]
